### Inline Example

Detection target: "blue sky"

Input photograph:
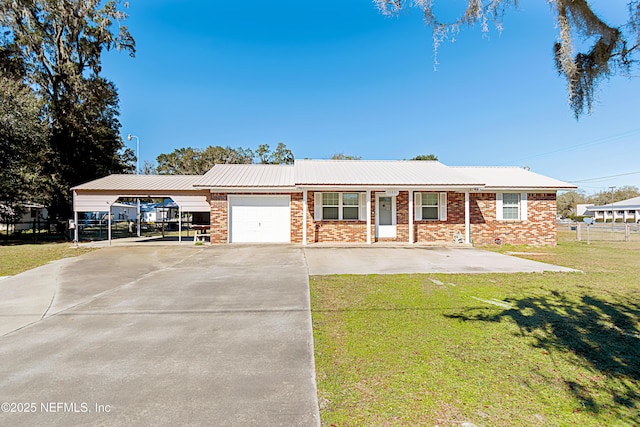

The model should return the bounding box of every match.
[102,0,640,194]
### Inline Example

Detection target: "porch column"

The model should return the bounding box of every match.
[464,191,470,244]
[302,190,308,245]
[408,190,414,243]
[366,189,372,244]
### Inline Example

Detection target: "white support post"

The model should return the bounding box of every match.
[366,190,372,244]
[108,206,112,245]
[465,191,470,244]
[408,190,414,244]
[178,206,182,242]
[136,198,141,237]
[302,190,308,246]
[73,210,78,245]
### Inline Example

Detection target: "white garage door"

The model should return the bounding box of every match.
[229,196,291,243]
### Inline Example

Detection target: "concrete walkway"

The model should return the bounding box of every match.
[0,245,319,426]
[303,245,577,275]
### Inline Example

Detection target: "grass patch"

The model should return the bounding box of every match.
[0,243,96,276]
[311,233,640,426]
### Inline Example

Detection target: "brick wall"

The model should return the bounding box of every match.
[209,192,228,243]
[306,192,367,243]
[469,193,557,246]
[414,192,557,246]
[415,192,465,243]
[211,190,558,246]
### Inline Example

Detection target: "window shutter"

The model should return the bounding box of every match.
[414,192,422,221]
[520,193,528,220]
[439,192,447,221]
[359,192,366,220]
[314,192,322,221]
[496,193,503,220]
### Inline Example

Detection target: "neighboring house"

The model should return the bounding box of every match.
[576,204,592,217]
[110,202,138,221]
[0,203,48,232]
[582,196,640,223]
[72,160,576,246]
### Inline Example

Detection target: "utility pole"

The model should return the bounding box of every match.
[608,186,616,228]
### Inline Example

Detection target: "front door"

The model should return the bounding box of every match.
[376,194,396,238]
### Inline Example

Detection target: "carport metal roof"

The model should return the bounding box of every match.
[72,175,211,213]
[72,174,204,191]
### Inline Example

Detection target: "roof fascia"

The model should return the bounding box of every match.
[205,187,300,193]
[297,185,484,191]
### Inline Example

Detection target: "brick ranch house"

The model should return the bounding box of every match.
[72,160,575,246]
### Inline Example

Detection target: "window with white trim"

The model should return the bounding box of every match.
[502,193,520,220]
[315,192,365,221]
[322,192,339,220]
[496,192,528,221]
[342,193,359,220]
[421,193,439,220]
[414,192,447,221]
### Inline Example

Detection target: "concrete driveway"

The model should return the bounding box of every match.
[0,243,575,426]
[0,245,319,426]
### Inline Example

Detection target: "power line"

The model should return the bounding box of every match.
[570,171,640,183]
[500,128,640,165]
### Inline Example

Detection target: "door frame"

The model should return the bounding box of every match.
[375,192,397,238]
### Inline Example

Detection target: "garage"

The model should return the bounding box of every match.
[228,195,291,243]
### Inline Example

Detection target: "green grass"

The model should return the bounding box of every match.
[311,232,640,426]
[0,243,96,276]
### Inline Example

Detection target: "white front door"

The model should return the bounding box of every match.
[228,195,291,243]
[376,193,396,238]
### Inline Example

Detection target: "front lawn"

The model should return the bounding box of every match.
[310,234,640,426]
[0,243,95,276]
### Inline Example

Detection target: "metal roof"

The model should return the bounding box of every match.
[294,160,483,187]
[72,174,204,191]
[450,166,576,189]
[588,196,640,210]
[194,164,295,187]
[71,162,576,192]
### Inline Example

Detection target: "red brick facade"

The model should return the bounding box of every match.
[210,190,558,246]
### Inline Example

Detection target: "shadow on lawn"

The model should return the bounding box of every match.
[447,292,640,415]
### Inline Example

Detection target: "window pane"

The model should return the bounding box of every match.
[422,206,438,220]
[323,192,339,206]
[343,206,359,220]
[323,206,339,220]
[343,193,359,206]
[503,193,519,206]
[503,206,519,220]
[422,193,439,206]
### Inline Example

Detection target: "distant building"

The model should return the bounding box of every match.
[582,196,640,223]
[0,203,48,232]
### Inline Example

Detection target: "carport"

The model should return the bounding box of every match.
[71,175,211,244]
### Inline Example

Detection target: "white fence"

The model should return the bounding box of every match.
[559,223,640,242]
